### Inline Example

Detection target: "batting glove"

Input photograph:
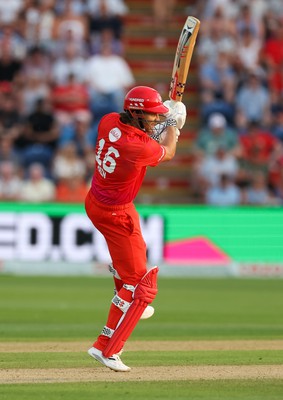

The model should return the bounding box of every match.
[163,100,187,129]
[152,126,180,143]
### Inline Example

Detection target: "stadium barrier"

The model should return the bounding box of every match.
[0,202,283,277]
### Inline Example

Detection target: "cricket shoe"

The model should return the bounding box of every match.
[88,347,131,372]
[140,305,154,320]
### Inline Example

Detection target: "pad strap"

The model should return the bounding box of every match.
[112,295,131,313]
[102,267,158,358]
[101,325,115,338]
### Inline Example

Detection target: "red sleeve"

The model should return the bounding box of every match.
[136,138,166,167]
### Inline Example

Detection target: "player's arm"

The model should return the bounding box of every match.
[158,99,187,161]
[159,119,178,162]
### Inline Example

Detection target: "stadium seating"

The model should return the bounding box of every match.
[124,0,200,203]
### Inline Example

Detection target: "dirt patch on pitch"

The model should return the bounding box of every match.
[1,365,283,384]
[1,340,283,384]
[1,340,283,353]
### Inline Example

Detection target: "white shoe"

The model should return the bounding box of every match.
[88,347,131,372]
[140,305,155,320]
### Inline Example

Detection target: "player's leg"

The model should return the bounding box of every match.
[91,205,147,351]
[88,282,135,372]
[108,262,155,320]
[85,195,155,370]
[102,266,158,358]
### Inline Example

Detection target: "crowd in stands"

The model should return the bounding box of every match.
[192,0,283,206]
[0,0,133,203]
[1,0,283,207]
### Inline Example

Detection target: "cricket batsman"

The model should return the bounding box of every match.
[85,86,186,371]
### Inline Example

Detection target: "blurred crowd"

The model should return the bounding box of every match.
[0,0,134,203]
[191,0,283,206]
[1,0,283,207]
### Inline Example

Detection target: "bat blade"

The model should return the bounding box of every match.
[169,16,200,102]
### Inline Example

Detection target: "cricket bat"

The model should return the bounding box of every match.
[169,16,200,102]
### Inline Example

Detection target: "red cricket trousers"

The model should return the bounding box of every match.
[85,189,147,285]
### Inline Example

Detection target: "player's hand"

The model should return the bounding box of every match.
[163,100,187,129]
[152,126,180,143]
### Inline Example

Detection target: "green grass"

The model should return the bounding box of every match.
[1,276,283,341]
[1,350,283,369]
[1,380,283,400]
[1,275,283,399]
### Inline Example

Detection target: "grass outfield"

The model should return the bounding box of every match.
[1,381,283,400]
[1,275,283,399]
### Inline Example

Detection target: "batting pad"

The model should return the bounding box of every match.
[102,267,158,358]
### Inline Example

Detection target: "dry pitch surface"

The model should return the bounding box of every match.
[1,340,283,384]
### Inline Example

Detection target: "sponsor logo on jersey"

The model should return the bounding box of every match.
[109,127,121,142]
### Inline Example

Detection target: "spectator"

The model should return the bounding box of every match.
[85,41,135,116]
[236,27,262,73]
[195,112,240,157]
[20,72,50,116]
[195,146,239,187]
[205,173,242,206]
[244,0,268,22]
[87,0,128,40]
[238,119,281,179]
[51,42,87,84]
[0,92,23,141]
[51,72,91,126]
[55,0,87,16]
[55,174,89,203]
[52,141,86,182]
[53,24,89,58]
[0,23,27,60]
[200,49,236,99]
[0,160,22,201]
[200,89,235,126]
[0,45,23,83]
[200,0,240,21]
[0,0,23,25]
[53,0,89,43]
[236,3,265,42]
[89,27,124,56]
[197,7,237,65]
[16,98,59,172]
[21,1,45,47]
[268,61,283,97]
[0,136,21,167]
[235,70,271,127]
[22,46,52,83]
[59,112,96,152]
[243,171,275,205]
[20,162,55,202]
[21,0,56,52]
[261,21,283,72]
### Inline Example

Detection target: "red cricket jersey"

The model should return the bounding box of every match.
[91,113,166,204]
